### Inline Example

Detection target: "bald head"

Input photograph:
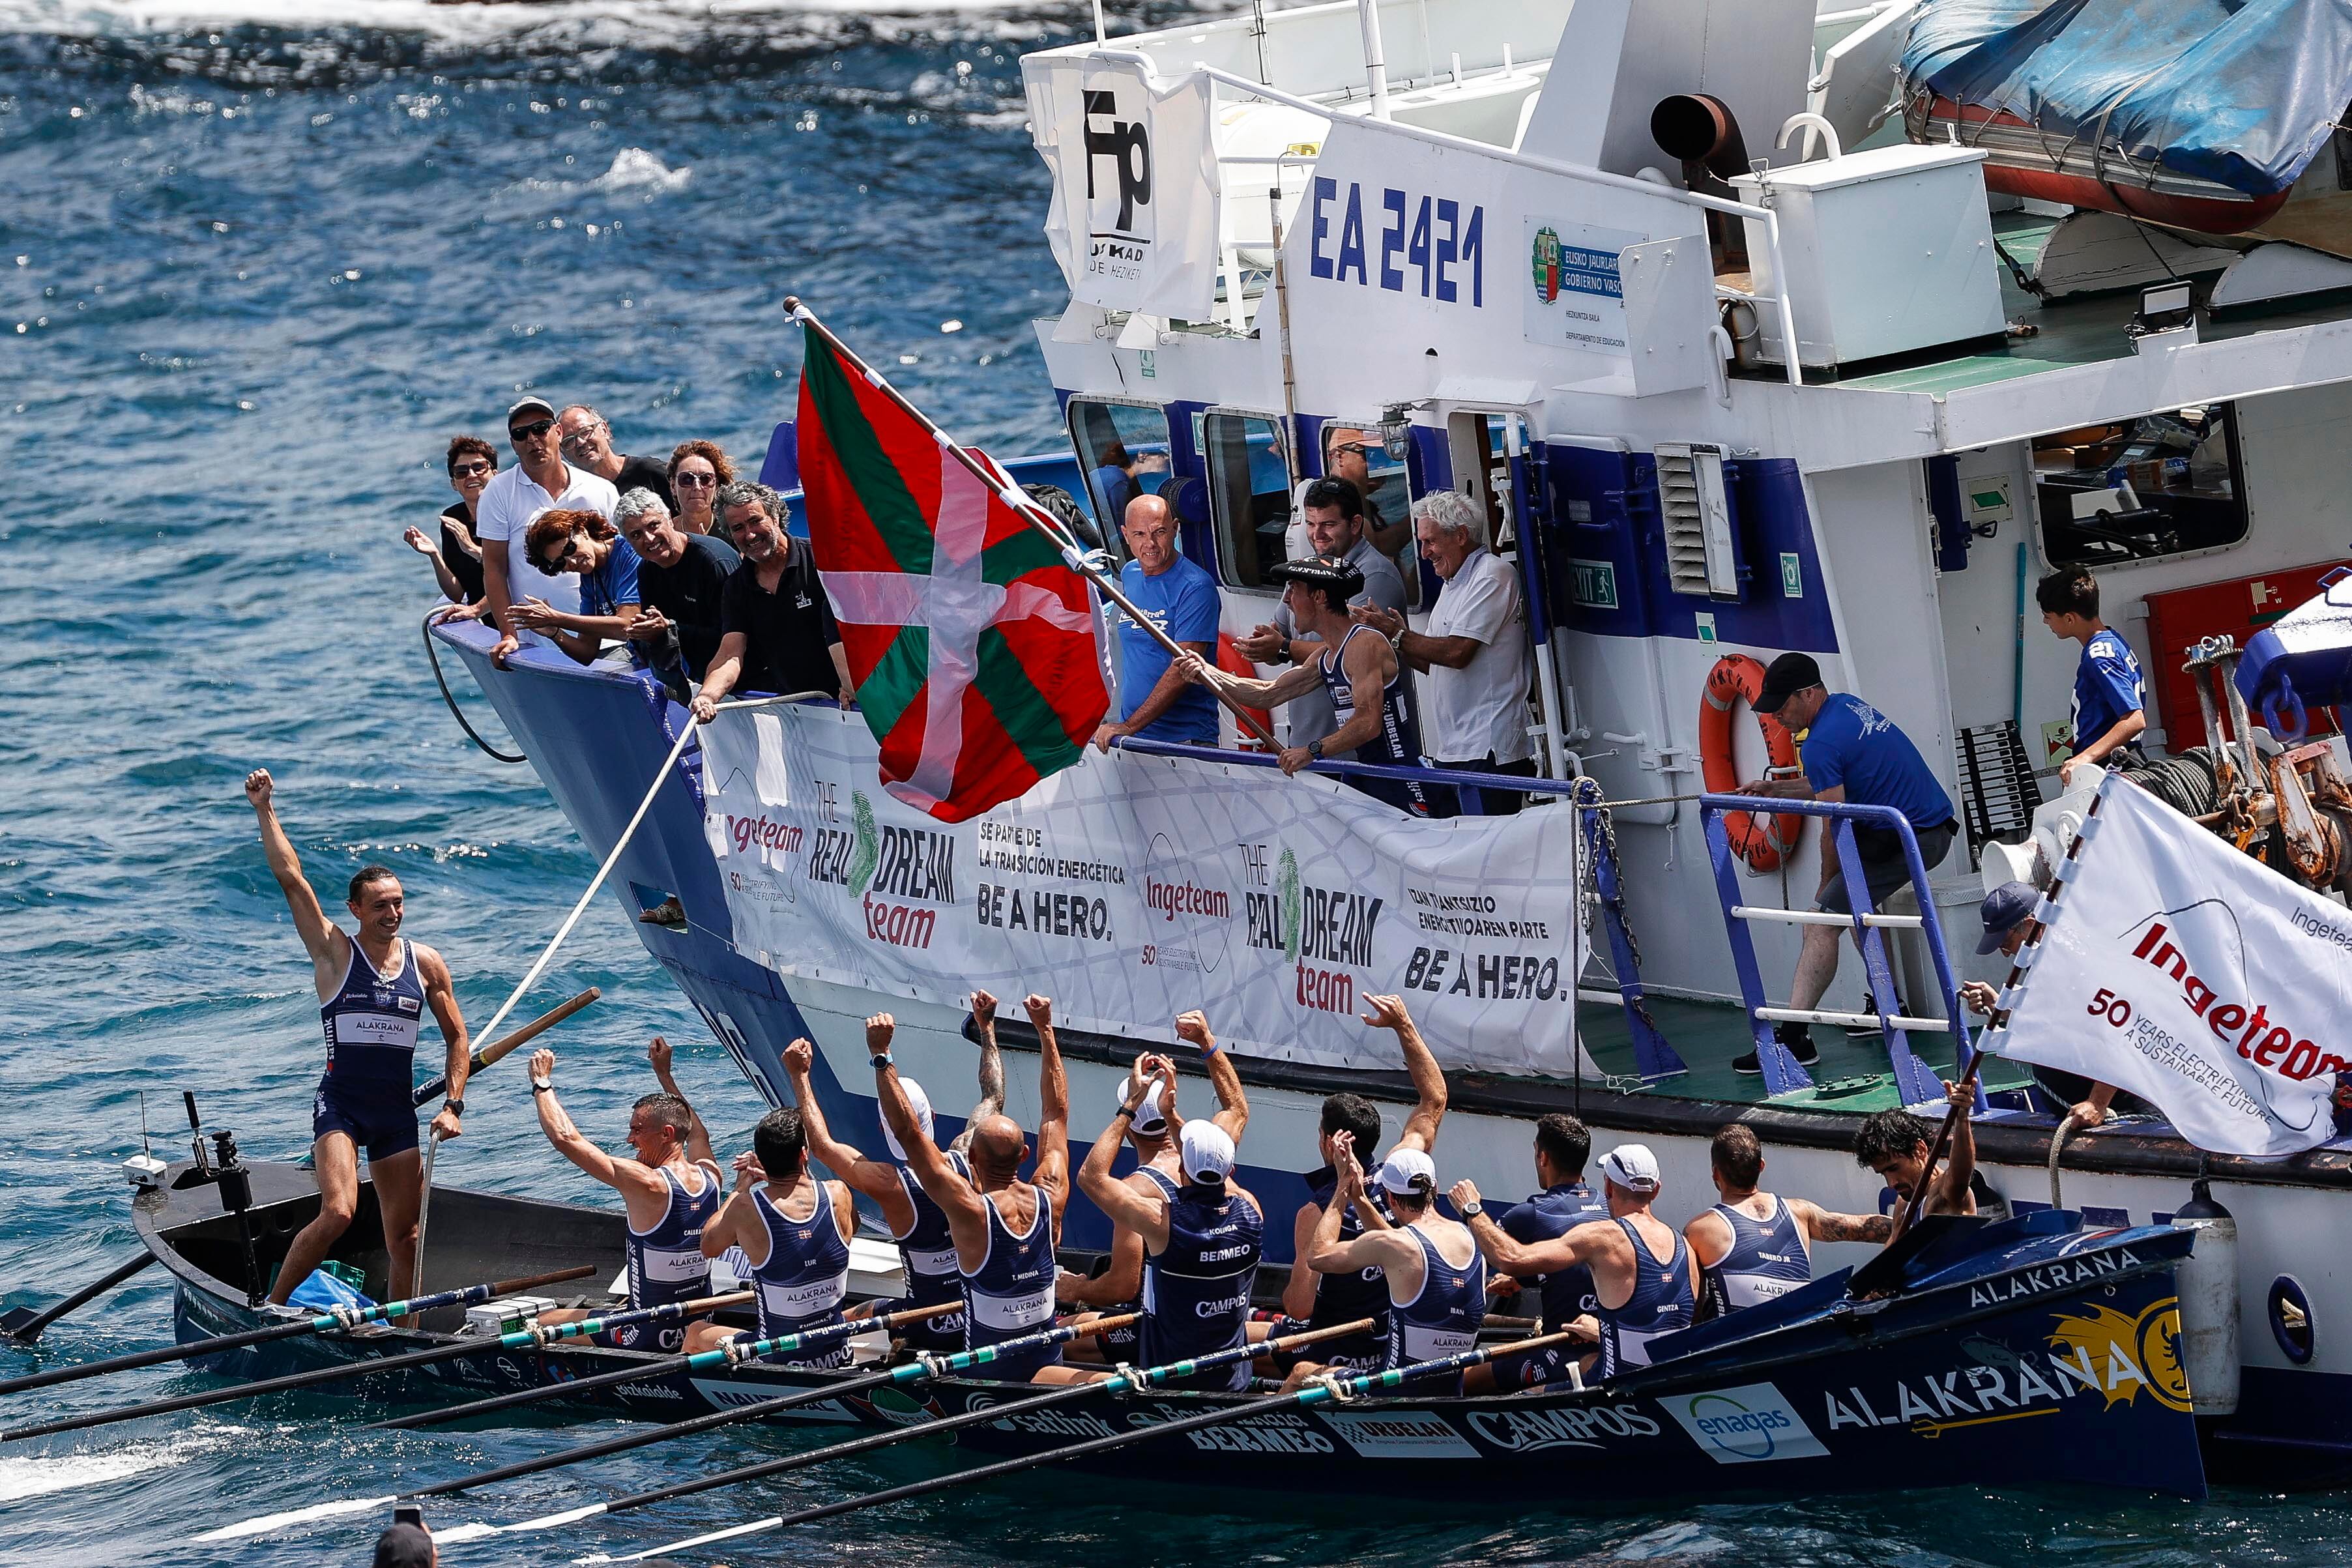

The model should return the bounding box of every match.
[968,1113,1028,1183]
[1122,494,1178,575]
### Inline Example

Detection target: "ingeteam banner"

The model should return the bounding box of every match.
[1985,777,2352,1157]
[702,704,1583,1077]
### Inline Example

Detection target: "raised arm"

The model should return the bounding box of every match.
[1363,995,1447,1155]
[646,1035,714,1167]
[951,989,1008,1156]
[1928,1080,1978,1218]
[1028,994,1072,1223]
[781,1039,912,1218]
[871,1015,987,1232]
[1449,1178,1588,1275]
[413,943,469,1143]
[242,770,345,985]
[1280,1202,1323,1318]
[1786,1197,1893,1246]
[700,1152,768,1258]
[529,1048,664,1206]
[1304,1135,1410,1276]
[1176,648,1324,708]
[1076,1082,1174,1251]
[1174,1010,1248,1144]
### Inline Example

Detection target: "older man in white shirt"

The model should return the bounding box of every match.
[475,395,621,665]
[1352,490,1535,813]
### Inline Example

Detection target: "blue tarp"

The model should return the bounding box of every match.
[1902,0,2352,197]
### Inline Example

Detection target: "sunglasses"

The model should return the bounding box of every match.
[510,418,557,443]
[534,535,589,573]
[1329,442,1380,458]
[449,460,493,478]
[674,471,718,489]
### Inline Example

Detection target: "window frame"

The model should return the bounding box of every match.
[1200,404,1298,592]
[2029,400,2252,576]
[1065,395,1179,564]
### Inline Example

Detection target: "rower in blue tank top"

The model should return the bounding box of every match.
[1468,1113,1610,1394]
[527,1038,726,1352]
[1687,1125,1891,1321]
[689,1106,859,1366]
[1294,1139,1485,1395]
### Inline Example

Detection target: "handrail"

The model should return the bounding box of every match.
[1114,733,1577,801]
[1090,48,1805,386]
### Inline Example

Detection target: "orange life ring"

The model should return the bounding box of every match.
[1699,654,1803,873]
[1219,632,1274,749]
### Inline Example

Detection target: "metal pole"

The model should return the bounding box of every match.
[1356,0,1391,119]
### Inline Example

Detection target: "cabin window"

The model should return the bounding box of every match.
[1067,399,1174,551]
[1324,416,1423,607]
[1204,411,1295,588]
[2031,403,2248,570]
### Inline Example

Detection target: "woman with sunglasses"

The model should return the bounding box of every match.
[667,440,736,540]
[404,436,496,616]
[509,508,645,667]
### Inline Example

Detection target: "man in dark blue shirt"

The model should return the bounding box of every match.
[1739,653,1958,1073]
[2037,568,2146,787]
[1463,1112,1608,1392]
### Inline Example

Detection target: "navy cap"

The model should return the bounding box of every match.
[1977,880,2039,954]
[1752,652,1823,716]
[1266,555,1366,598]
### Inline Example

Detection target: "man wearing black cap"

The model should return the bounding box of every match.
[1180,555,1444,816]
[1959,880,2133,1127]
[1737,653,1959,1073]
[373,1518,436,1567]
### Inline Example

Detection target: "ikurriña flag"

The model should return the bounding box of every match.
[794,325,1109,822]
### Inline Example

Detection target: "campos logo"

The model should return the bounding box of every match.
[1662,1382,1829,1464]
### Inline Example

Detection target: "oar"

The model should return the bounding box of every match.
[370,1297,968,1430]
[429,1316,1382,1548]
[195,1307,1137,1543]
[0,1288,744,1444]
[582,1328,1578,1564]
[1,1253,159,1344]
[0,1264,598,1399]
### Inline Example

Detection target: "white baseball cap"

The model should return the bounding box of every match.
[1599,1144,1661,1195]
[1180,1121,1234,1185]
[883,1077,934,1163]
[1377,1147,1436,1197]
[1122,1073,1170,1136]
[507,396,557,422]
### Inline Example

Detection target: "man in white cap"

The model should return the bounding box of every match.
[1077,1062,1264,1389]
[1452,1142,1695,1379]
[1288,1127,1485,1395]
[774,992,1006,1354]
[475,394,621,667]
[1056,1011,1249,1365]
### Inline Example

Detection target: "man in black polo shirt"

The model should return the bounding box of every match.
[616,487,737,688]
[691,481,854,720]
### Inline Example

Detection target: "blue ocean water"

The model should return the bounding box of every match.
[1,5,2350,1563]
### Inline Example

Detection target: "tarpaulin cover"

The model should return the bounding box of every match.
[1901,0,2352,197]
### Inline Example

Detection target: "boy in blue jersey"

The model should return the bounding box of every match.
[2037,568,2147,786]
[1739,654,1959,1073]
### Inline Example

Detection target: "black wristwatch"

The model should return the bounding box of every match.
[871,1053,893,1069]
[1308,740,1325,761]
[443,1097,465,1116]
[1460,1200,1483,1219]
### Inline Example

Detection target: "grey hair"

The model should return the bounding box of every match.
[560,403,606,430]
[1412,489,1482,540]
[716,480,782,526]
[614,487,670,528]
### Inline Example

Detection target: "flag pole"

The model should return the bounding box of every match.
[784,295,1283,751]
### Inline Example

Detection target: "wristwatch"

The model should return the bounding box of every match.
[530,1077,553,1094]
[871,1053,893,1069]
[1308,740,1325,761]
[1459,1200,1484,1219]
[444,1097,466,1116]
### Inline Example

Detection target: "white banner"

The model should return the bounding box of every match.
[1025,57,1223,323]
[702,704,1583,1077]
[1985,778,2352,1157]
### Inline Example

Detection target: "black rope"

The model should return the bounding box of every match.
[421,611,526,764]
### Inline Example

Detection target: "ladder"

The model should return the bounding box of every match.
[1697,794,1982,1107]
[1575,780,1687,1084]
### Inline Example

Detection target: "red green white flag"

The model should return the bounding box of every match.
[794,325,1110,823]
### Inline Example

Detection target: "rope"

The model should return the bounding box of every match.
[421,611,525,764]
[2048,1113,2083,1209]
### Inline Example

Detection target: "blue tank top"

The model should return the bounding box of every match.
[1099,1165,1180,1356]
[749,1180,853,1366]
[1596,1217,1694,1377]
[1304,1166,1391,1371]
[893,1152,971,1311]
[1700,1196,1812,1316]
[319,938,426,1086]
[1318,624,1434,813]
[961,1187,1062,1380]
[1386,1223,1487,1393]
[626,1160,723,1316]
[1500,1182,1610,1332]
[1140,1183,1263,1391]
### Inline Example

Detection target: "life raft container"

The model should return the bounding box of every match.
[1220,632,1274,749]
[1698,654,1802,873]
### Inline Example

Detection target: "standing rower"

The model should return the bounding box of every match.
[686,1106,857,1364]
[1687,1125,1889,1321]
[527,1040,723,1350]
[777,993,1006,1354]
[1294,1135,1485,1395]
[243,769,468,1306]
[873,1000,1101,1384]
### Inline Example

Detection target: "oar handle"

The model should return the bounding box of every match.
[875,1299,968,1329]
[536,1290,751,1345]
[413,987,600,1106]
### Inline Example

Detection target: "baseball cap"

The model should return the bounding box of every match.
[373,1523,435,1568]
[1752,652,1823,716]
[1598,1144,1661,1195]
[1180,1120,1234,1185]
[506,396,557,424]
[1121,1073,1170,1137]
[882,1077,934,1163]
[1266,555,1367,598]
[1377,1147,1436,1197]
[1977,880,2040,954]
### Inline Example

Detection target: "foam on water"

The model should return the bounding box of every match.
[0,1427,240,1504]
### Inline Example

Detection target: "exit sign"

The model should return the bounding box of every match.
[1570,559,1619,609]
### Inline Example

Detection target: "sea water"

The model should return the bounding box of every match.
[2,5,2349,1563]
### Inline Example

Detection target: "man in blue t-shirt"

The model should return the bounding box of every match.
[1737,652,1959,1073]
[1462,1112,1608,1393]
[2037,568,2146,787]
[1095,495,1223,749]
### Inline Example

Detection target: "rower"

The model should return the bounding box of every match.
[873,1000,1101,1384]
[1249,994,1449,1377]
[1058,1010,1249,1365]
[528,1041,723,1350]
[242,769,469,1306]
[1290,1135,1484,1395]
[684,1107,856,1364]
[1462,1112,1608,1395]
[775,991,1008,1355]
[1855,1081,1981,1239]
[1454,1144,1696,1378]
[1687,1124,1889,1322]
[1076,1071,1264,1391]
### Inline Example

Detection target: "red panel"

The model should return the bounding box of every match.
[2142,560,2350,748]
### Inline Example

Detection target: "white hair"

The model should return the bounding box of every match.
[1412,488,1481,539]
[614,487,671,527]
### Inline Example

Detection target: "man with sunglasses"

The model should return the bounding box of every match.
[558,404,676,512]
[476,396,620,667]
[1323,426,1408,559]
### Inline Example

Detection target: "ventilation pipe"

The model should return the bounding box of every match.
[1650,93,1751,267]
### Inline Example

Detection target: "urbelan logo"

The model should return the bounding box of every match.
[1082,85,1152,239]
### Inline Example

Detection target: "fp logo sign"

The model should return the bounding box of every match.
[1082,85,1152,239]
